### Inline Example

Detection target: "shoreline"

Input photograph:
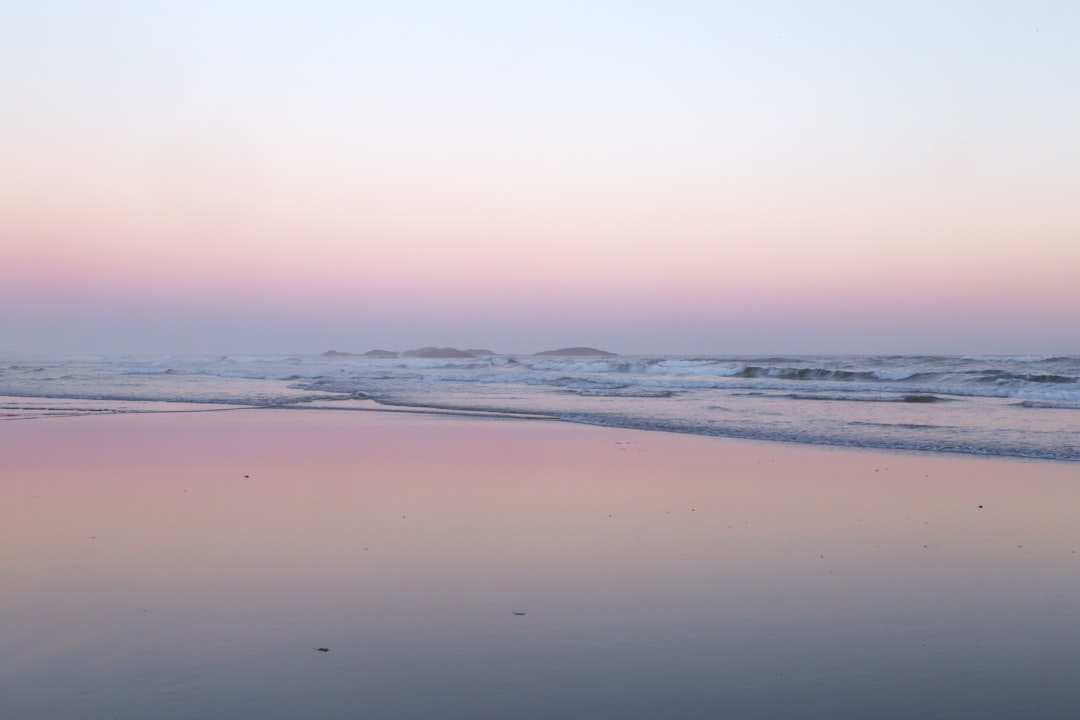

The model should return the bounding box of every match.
[2,393,1077,464]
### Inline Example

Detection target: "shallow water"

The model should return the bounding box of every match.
[2,353,1078,460]
[3,410,1079,718]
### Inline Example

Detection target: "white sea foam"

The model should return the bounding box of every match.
[871,370,920,381]
[2,354,1077,461]
[960,354,1062,363]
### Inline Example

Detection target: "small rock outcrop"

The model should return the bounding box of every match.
[402,347,476,358]
[362,349,399,358]
[534,347,617,357]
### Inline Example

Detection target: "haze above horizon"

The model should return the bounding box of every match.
[2,2,1077,356]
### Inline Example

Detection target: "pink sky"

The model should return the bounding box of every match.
[2,2,1077,355]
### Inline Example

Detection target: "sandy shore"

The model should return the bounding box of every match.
[2,408,1079,719]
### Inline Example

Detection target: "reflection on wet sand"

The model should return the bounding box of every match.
[2,409,1079,719]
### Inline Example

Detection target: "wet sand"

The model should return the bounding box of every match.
[2,409,1079,719]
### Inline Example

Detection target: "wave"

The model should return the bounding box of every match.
[960,355,1071,363]
[0,390,282,406]
[730,365,934,382]
[567,388,677,398]
[850,421,944,430]
[4,354,1077,462]
[1012,400,1080,410]
[1006,373,1075,384]
[973,370,1077,384]
[513,358,1076,388]
[782,393,952,404]
[107,366,180,375]
[532,410,1080,462]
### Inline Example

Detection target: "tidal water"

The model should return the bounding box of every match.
[2,353,1078,461]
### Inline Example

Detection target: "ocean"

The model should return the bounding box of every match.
[2,353,1078,462]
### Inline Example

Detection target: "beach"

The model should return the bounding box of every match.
[3,408,1079,719]
[6,0,1078,715]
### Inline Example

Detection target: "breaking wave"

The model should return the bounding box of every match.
[1,353,1077,461]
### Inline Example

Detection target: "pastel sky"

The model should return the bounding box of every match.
[2,1,1077,355]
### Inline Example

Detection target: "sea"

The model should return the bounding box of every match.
[1,353,1078,462]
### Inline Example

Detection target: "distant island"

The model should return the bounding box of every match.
[321,350,357,357]
[362,349,399,358]
[534,347,617,357]
[401,347,473,358]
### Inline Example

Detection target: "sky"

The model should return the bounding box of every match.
[2,1,1078,356]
